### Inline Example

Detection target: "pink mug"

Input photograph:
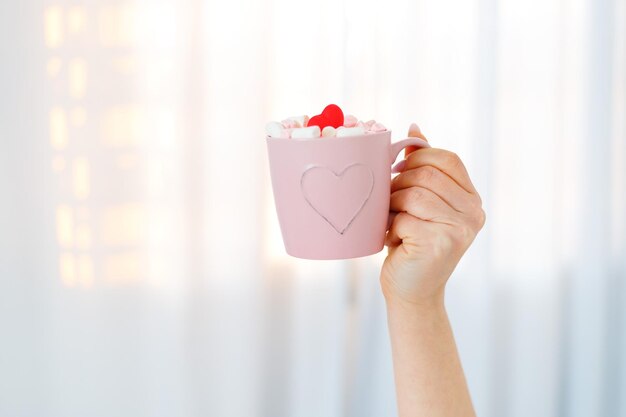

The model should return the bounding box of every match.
[266,130,430,260]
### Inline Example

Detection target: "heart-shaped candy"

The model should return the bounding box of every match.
[307,104,344,131]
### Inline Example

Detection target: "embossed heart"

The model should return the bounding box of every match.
[300,163,375,234]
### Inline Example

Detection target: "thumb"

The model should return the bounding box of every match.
[404,123,428,158]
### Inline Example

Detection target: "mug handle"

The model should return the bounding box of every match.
[389,137,431,166]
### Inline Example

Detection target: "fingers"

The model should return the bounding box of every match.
[386,211,398,231]
[385,212,424,247]
[404,148,479,196]
[391,165,479,214]
[389,186,460,225]
[384,212,440,248]
[404,123,428,158]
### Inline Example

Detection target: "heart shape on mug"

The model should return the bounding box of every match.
[307,104,344,130]
[300,163,374,235]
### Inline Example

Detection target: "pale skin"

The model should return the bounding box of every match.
[381,123,486,417]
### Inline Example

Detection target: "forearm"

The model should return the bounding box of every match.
[385,292,476,417]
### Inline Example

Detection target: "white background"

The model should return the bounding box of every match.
[1,0,625,416]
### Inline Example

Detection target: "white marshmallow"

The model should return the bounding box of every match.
[291,125,321,139]
[265,121,285,138]
[321,126,336,137]
[336,126,366,137]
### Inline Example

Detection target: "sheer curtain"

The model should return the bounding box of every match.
[1,0,625,416]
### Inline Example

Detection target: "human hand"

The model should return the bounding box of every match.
[380,123,486,307]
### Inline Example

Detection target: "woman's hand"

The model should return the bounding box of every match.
[381,123,486,307]
[381,124,483,417]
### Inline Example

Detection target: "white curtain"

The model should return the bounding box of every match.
[1,0,625,416]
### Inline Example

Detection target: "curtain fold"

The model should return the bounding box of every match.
[0,0,624,416]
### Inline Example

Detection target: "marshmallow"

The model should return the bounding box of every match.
[365,120,376,129]
[291,125,321,139]
[287,115,309,128]
[336,126,366,137]
[281,119,300,129]
[343,114,358,127]
[355,121,366,130]
[265,121,285,138]
[370,122,386,132]
[321,126,336,137]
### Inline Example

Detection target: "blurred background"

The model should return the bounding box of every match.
[1,0,625,416]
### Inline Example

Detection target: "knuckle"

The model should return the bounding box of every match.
[414,166,436,183]
[443,151,462,168]
[476,207,486,228]
[475,191,483,205]
[393,212,413,230]
[452,224,475,247]
[431,232,455,259]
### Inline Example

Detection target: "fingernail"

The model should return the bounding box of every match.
[391,159,406,173]
[408,123,421,135]
[408,122,427,141]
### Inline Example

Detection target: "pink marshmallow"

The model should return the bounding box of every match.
[281,119,300,129]
[370,122,386,132]
[343,114,358,127]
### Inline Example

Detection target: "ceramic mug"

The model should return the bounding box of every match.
[266,130,430,260]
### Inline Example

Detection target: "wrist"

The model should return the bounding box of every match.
[382,283,446,315]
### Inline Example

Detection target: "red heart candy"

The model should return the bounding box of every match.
[307,104,344,130]
[321,104,344,128]
[307,115,328,130]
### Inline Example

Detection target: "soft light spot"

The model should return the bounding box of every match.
[101,204,145,246]
[98,4,137,47]
[116,153,138,170]
[101,105,143,147]
[67,6,86,34]
[104,252,141,283]
[70,107,87,127]
[69,58,87,99]
[46,57,62,78]
[44,6,64,48]
[77,255,95,288]
[75,224,92,250]
[56,205,74,248]
[50,107,68,149]
[111,56,138,74]
[73,157,90,200]
[59,253,76,287]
